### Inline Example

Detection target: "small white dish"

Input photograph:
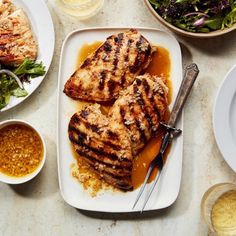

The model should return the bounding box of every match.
[0,120,46,184]
[213,65,236,172]
[57,27,183,212]
[1,0,55,112]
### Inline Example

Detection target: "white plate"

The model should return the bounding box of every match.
[1,0,55,112]
[57,27,183,212]
[213,65,236,172]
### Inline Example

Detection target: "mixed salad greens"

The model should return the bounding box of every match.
[0,59,45,110]
[149,0,236,32]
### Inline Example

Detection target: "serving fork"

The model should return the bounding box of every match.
[132,63,199,212]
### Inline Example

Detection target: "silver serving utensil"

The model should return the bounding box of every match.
[132,63,199,212]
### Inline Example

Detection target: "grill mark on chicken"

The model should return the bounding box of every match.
[81,110,89,118]
[102,141,122,151]
[125,39,132,62]
[75,149,132,173]
[129,36,148,74]
[98,70,106,90]
[69,127,119,160]
[120,74,126,87]
[70,115,101,134]
[103,41,112,52]
[96,170,133,190]
[85,123,100,134]
[69,130,131,164]
[0,33,19,42]
[130,101,146,144]
[133,83,153,132]
[119,105,146,144]
[119,107,127,127]
[108,79,116,94]
[140,79,161,131]
[112,33,124,72]
[120,38,133,87]
[128,100,147,143]
[0,45,6,50]
[75,145,132,169]
[135,79,154,129]
[152,85,167,120]
[106,130,119,140]
[107,33,124,94]
[135,118,147,143]
[142,78,161,119]
[83,154,133,189]
[74,153,133,188]
[92,164,132,182]
[80,58,91,69]
[142,77,150,94]
[70,114,81,125]
[149,94,161,120]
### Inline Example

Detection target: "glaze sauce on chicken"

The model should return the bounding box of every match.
[75,42,172,190]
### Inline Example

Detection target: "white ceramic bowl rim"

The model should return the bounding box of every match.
[0,119,46,184]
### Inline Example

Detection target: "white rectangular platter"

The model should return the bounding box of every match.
[57,27,183,212]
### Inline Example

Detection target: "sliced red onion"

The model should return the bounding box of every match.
[184,12,209,18]
[193,17,206,27]
[0,69,23,89]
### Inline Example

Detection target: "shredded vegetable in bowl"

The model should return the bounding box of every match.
[149,0,236,33]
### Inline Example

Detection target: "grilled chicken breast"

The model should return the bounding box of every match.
[68,104,133,190]
[109,74,168,155]
[0,1,37,65]
[68,74,168,191]
[64,29,155,102]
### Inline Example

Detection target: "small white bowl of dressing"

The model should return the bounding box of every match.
[0,119,46,184]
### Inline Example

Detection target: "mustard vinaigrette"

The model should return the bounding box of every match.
[0,124,43,177]
[211,190,236,233]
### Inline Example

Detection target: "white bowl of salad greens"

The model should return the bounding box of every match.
[145,0,236,37]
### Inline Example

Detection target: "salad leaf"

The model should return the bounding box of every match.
[11,87,28,97]
[0,94,9,110]
[205,17,224,30]
[149,0,160,9]
[14,58,46,78]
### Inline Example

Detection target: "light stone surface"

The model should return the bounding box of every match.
[1,0,236,235]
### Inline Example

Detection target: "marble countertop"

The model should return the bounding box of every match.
[1,0,236,235]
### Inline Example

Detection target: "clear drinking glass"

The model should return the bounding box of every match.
[201,183,236,236]
[57,0,104,19]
